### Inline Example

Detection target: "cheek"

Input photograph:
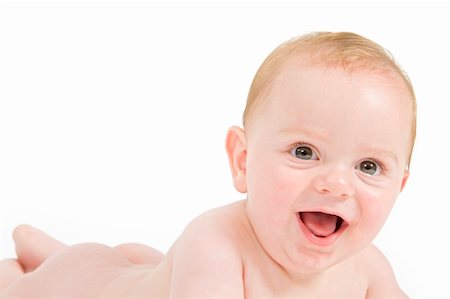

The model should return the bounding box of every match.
[356,187,399,237]
[247,157,303,207]
[245,157,306,231]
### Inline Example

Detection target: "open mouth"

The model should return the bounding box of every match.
[298,211,348,245]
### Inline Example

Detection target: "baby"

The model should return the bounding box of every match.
[0,32,415,298]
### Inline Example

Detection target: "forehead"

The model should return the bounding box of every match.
[267,65,408,115]
[251,65,413,158]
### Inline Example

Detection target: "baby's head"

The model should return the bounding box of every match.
[244,32,416,163]
[226,32,416,274]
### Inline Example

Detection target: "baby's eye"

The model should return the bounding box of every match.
[290,145,318,160]
[357,160,381,175]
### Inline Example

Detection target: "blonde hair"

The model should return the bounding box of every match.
[243,32,417,166]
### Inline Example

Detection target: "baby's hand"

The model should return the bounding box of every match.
[0,225,164,298]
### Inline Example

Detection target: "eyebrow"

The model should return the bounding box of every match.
[277,126,326,140]
[358,146,399,163]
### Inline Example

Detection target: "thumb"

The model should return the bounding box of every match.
[13,224,67,272]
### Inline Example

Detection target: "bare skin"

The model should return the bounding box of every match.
[0,63,411,298]
[0,202,405,298]
[0,224,165,298]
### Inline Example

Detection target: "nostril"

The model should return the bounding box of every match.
[312,170,355,198]
[339,192,349,199]
[315,181,353,199]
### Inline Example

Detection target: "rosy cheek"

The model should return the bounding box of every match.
[266,168,303,199]
[357,190,396,233]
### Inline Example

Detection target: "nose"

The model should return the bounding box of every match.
[312,166,355,199]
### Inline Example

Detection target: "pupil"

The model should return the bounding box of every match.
[361,161,377,174]
[296,147,312,159]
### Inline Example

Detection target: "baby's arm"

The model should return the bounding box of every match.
[364,245,408,299]
[168,213,245,298]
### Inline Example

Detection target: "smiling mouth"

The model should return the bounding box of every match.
[299,211,346,239]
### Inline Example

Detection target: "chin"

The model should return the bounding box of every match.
[280,247,345,275]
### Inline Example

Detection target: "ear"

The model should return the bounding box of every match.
[225,126,248,193]
[400,170,409,192]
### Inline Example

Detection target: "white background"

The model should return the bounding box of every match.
[0,1,449,298]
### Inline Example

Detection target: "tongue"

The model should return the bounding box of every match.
[301,212,338,237]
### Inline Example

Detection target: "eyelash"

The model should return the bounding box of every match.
[288,142,388,173]
[288,141,319,157]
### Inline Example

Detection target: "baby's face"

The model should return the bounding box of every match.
[244,64,412,274]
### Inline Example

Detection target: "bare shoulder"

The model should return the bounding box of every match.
[165,200,249,298]
[173,200,251,248]
[358,244,408,299]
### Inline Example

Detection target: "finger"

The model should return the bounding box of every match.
[0,259,24,290]
[114,243,164,266]
[13,224,67,272]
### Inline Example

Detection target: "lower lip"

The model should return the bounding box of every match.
[297,213,348,247]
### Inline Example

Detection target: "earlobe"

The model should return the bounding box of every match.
[225,126,248,193]
[400,170,409,192]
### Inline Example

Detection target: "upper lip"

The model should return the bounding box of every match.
[297,208,351,225]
